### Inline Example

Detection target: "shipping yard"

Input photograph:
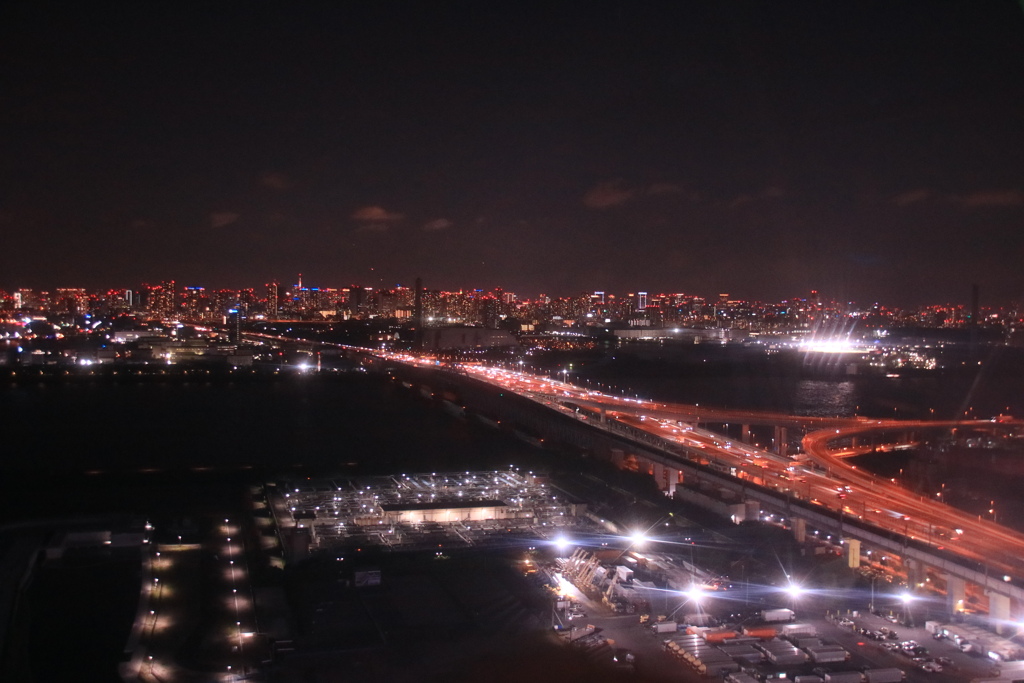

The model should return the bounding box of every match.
[252,468,1024,682]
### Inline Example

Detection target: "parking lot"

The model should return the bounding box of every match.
[547,568,1010,683]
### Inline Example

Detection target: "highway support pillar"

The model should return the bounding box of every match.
[792,517,806,543]
[664,467,678,497]
[989,592,1012,633]
[845,539,861,569]
[652,463,666,492]
[946,575,967,616]
[774,426,788,456]
[904,558,922,587]
[741,424,751,444]
[600,406,607,424]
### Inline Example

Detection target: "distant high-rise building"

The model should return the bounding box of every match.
[226,306,243,343]
[637,291,647,311]
[266,282,278,320]
[14,289,35,309]
[54,288,89,314]
[142,281,177,320]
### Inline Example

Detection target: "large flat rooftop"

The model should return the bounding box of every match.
[271,470,595,554]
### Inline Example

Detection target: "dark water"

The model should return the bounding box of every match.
[0,373,545,521]
[553,344,1024,420]
[4,346,1024,519]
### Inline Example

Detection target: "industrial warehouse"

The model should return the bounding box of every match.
[270,469,598,558]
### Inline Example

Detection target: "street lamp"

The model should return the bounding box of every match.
[553,534,571,554]
[900,592,914,627]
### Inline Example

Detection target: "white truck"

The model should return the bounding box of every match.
[762,608,796,623]
[654,620,678,633]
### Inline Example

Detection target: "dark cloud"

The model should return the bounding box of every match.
[647,182,683,196]
[352,222,390,234]
[583,180,636,209]
[209,212,240,229]
[423,218,453,231]
[729,187,785,209]
[955,190,1024,208]
[892,189,931,207]
[351,205,404,222]
[260,172,291,191]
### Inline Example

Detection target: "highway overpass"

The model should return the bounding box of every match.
[331,348,1024,628]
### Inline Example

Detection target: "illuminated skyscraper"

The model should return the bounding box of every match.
[266,281,279,320]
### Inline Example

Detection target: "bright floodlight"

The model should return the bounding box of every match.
[629,531,648,545]
[786,583,804,599]
[554,535,570,553]
[684,585,703,602]
[900,592,914,604]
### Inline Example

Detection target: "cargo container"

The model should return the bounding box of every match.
[654,621,678,633]
[782,623,817,638]
[684,612,714,626]
[756,642,807,666]
[719,644,765,664]
[743,626,778,639]
[726,672,761,683]
[863,668,905,683]
[793,637,823,649]
[824,672,864,683]
[694,657,740,676]
[806,646,849,664]
[704,629,739,644]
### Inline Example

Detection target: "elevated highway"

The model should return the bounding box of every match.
[265,342,1024,625]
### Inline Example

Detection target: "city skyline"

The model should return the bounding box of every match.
[3,3,1024,305]
[1,278,1011,328]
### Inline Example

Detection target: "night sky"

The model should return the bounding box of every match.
[3,2,1024,306]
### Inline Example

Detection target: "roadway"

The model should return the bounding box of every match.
[444,363,1024,582]
[247,341,1024,587]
